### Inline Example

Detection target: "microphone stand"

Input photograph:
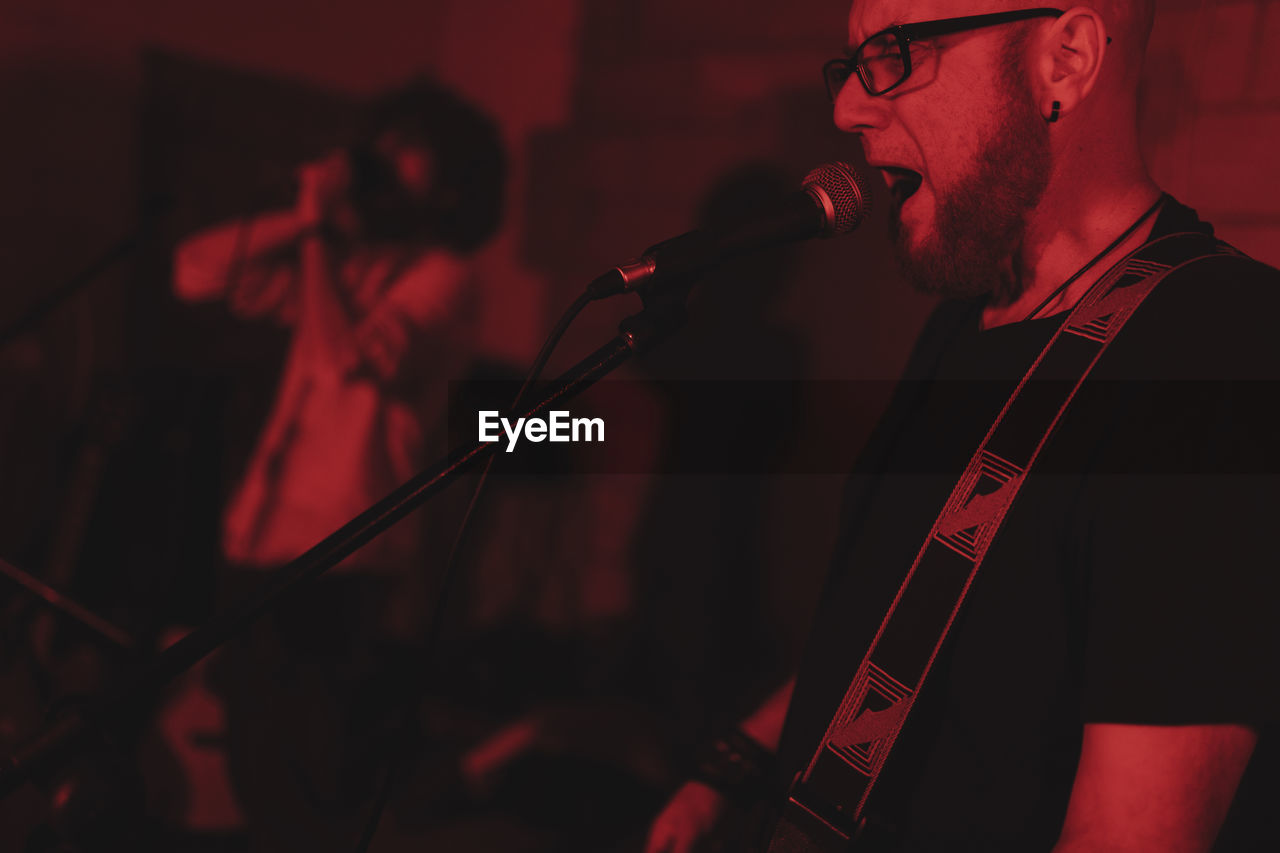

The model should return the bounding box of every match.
[0,298,685,801]
[0,236,137,351]
[0,557,137,654]
[0,191,171,351]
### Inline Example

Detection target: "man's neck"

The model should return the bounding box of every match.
[981,175,1163,330]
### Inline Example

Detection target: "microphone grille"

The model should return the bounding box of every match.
[803,162,871,235]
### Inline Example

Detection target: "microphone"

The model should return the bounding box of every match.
[588,162,870,299]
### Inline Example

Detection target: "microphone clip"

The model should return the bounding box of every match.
[587,255,658,300]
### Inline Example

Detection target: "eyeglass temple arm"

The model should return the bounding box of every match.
[899,8,1066,42]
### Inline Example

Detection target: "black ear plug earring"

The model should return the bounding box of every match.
[1048,100,1061,123]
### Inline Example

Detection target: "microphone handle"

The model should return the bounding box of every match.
[587,190,828,299]
[647,190,828,279]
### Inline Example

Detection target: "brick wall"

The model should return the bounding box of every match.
[1143,0,1280,265]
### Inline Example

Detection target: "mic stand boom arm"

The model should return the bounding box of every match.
[0,302,684,801]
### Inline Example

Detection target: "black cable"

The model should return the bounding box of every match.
[0,238,137,351]
[353,289,596,853]
[1022,194,1166,322]
[432,289,597,604]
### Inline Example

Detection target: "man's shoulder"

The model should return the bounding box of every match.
[1101,243,1280,380]
[1164,241,1280,291]
[1139,195,1279,322]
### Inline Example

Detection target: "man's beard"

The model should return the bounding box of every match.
[891,54,1051,302]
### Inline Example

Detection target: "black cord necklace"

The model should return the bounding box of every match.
[1020,194,1167,322]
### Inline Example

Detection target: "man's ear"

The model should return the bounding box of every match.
[1035,6,1108,121]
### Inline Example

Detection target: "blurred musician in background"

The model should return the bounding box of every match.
[171,78,505,851]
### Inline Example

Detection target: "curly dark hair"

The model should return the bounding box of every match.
[360,77,506,253]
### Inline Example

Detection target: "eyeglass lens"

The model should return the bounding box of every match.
[826,31,910,100]
[858,32,908,94]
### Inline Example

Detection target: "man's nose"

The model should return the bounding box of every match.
[833,77,889,134]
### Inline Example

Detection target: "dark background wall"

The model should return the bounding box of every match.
[0,0,1276,662]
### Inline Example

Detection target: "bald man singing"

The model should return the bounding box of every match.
[647,2,1279,851]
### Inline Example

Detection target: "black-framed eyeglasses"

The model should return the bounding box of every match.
[824,7,1082,100]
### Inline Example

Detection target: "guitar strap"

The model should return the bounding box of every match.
[769,231,1239,852]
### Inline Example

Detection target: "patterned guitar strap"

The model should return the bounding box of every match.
[768,231,1239,852]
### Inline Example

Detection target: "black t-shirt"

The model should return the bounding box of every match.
[777,199,1280,851]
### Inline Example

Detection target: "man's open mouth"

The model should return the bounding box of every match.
[878,167,923,209]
